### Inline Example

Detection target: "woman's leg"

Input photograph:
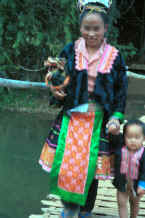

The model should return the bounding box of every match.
[117,190,128,218]
[79,179,98,215]
[60,200,80,218]
[129,195,141,218]
[60,178,98,218]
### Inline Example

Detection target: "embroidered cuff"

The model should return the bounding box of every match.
[109,116,120,121]
[111,112,124,122]
[138,181,145,190]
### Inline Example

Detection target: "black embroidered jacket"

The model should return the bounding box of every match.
[51,42,128,122]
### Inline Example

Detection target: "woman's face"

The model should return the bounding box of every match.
[80,13,107,48]
[125,124,145,152]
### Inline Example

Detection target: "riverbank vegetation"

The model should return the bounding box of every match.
[0,87,61,113]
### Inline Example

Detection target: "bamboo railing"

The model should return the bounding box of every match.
[0,71,145,89]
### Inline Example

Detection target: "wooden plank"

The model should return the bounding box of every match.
[41,200,62,207]
[30,180,145,217]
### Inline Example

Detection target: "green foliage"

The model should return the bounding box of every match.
[108,24,137,61]
[0,87,52,113]
[0,0,79,81]
[107,0,137,61]
[0,0,137,82]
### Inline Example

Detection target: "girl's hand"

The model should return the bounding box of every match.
[106,119,120,135]
[137,187,145,197]
[45,72,53,86]
[50,85,67,100]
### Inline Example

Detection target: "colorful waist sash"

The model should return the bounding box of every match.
[49,109,103,205]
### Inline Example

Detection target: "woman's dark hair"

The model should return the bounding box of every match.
[123,119,145,137]
[80,3,109,26]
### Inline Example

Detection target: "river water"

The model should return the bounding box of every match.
[0,111,53,218]
[0,89,144,218]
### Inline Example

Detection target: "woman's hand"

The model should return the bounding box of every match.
[45,72,53,86]
[45,72,67,100]
[50,85,67,100]
[137,187,145,197]
[106,119,120,135]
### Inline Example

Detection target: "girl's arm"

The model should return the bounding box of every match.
[137,151,145,196]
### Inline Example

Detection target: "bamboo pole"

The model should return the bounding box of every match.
[0,71,145,89]
[127,71,145,80]
[0,78,48,89]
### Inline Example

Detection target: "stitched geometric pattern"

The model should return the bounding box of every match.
[95,154,113,180]
[58,112,95,194]
[39,143,56,173]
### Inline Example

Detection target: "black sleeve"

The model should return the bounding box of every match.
[109,133,124,151]
[51,42,74,84]
[50,43,74,106]
[138,151,145,182]
[112,53,128,122]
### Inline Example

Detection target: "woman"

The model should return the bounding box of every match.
[39,1,128,217]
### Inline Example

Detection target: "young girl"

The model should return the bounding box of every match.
[39,0,128,217]
[113,120,145,218]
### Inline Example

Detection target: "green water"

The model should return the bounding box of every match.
[0,111,53,218]
[0,96,144,218]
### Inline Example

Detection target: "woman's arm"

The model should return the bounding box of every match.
[106,53,128,135]
[46,43,74,101]
[112,53,128,122]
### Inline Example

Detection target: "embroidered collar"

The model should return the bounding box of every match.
[75,37,119,74]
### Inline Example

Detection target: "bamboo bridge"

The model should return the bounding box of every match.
[29,116,145,218]
[29,180,145,218]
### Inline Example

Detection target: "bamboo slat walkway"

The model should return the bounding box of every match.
[29,180,145,218]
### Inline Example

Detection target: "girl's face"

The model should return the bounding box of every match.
[125,124,145,152]
[80,13,107,49]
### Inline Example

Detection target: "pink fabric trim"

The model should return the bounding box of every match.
[75,37,107,92]
[97,44,119,73]
[39,159,51,173]
[75,38,88,71]
[75,37,119,74]
[120,146,144,180]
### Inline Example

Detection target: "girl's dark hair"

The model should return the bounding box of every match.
[123,119,145,137]
[80,3,109,26]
